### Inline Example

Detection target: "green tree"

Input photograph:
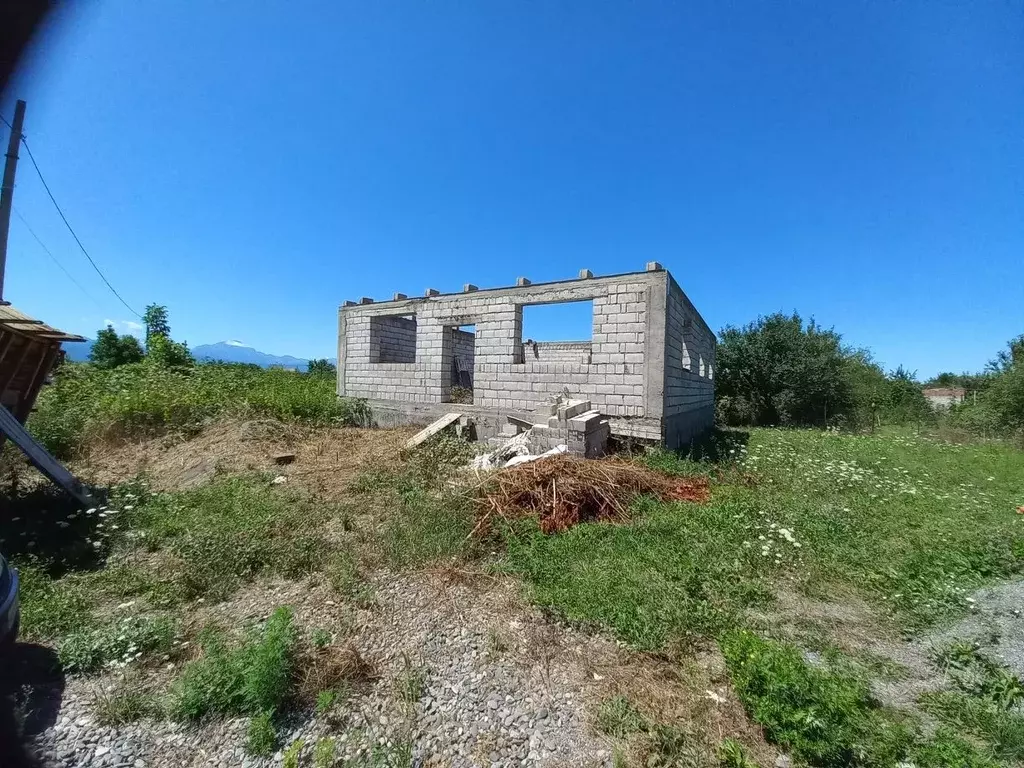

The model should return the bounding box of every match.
[143,304,171,346]
[146,333,194,369]
[307,359,336,378]
[715,313,853,427]
[987,334,1024,374]
[89,325,145,369]
[882,367,933,425]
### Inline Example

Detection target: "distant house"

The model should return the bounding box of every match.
[922,387,966,409]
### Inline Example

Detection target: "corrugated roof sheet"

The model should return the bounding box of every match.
[0,301,87,343]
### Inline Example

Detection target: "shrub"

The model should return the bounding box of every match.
[716,313,854,427]
[171,607,297,720]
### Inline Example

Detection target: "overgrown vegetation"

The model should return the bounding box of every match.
[172,607,297,719]
[121,477,333,600]
[715,312,933,429]
[505,428,1024,650]
[58,614,176,674]
[12,475,336,664]
[721,631,1001,768]
[716,315,1023,442]
[31,361,368,458]
[350,433,479,568]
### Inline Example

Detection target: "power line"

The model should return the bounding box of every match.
[18,135,141,318]
[13,205,104,307]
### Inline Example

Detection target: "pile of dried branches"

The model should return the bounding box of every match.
[477,455,710,534]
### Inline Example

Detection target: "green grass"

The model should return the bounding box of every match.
[30,361,370,458]
[121,476,333,600]
[919,643,1024,762]
[94,685,162,725]
[921,692,1024,762]
[721,630,911,766]
[351,434,479,569]
[595,695,648,738]
[170,606,297,720]
[502,429,1024,649]
[721,630,1003,768]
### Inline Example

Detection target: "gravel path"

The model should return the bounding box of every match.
[23,572,625,767]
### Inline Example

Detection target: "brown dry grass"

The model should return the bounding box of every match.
[75,418,416,498]
[477,455,710,533]
[584,647,777,766]
[295,643,378,705]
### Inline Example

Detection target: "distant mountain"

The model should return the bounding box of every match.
[191,341,314,371]
[60,338,334,371]
[62,339,94,362]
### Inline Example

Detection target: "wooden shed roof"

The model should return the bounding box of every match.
[0,301,87,343]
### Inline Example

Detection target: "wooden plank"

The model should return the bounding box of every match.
[404,412,462,449]
[0,403,93,505]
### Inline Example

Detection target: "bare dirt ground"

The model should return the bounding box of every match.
[75,420,417,495]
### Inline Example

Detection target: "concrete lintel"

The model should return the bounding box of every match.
[578,269,594,279]
[645,261,664,272]
[392,292,408,301]
[516,277,531,286]
[557,399,591,421]
[569,410,604,431]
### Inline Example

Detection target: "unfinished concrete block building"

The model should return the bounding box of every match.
[337,264,716,449]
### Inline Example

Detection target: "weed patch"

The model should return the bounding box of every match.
[246,710,278,756]
[58,614,175,674]
[171,607,296,720]
[596,695,648,738]
[295,643,376,707]
[124,477,332,600]
[721,630,910,766]
[94,683,162,725]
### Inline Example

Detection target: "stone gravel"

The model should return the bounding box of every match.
[24,572,622,767]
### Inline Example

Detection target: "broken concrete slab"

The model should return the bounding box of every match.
[404,412,462,449]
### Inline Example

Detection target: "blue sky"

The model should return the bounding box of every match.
[2,1,1021,377]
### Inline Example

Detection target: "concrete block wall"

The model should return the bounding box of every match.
[519,341,592,364]
[663,273,716,448]
[370,315,417,364]
[339,267,714,445]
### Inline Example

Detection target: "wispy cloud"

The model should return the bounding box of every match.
[104,318,144,336]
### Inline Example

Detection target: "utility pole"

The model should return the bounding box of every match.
[0,99,27,302]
